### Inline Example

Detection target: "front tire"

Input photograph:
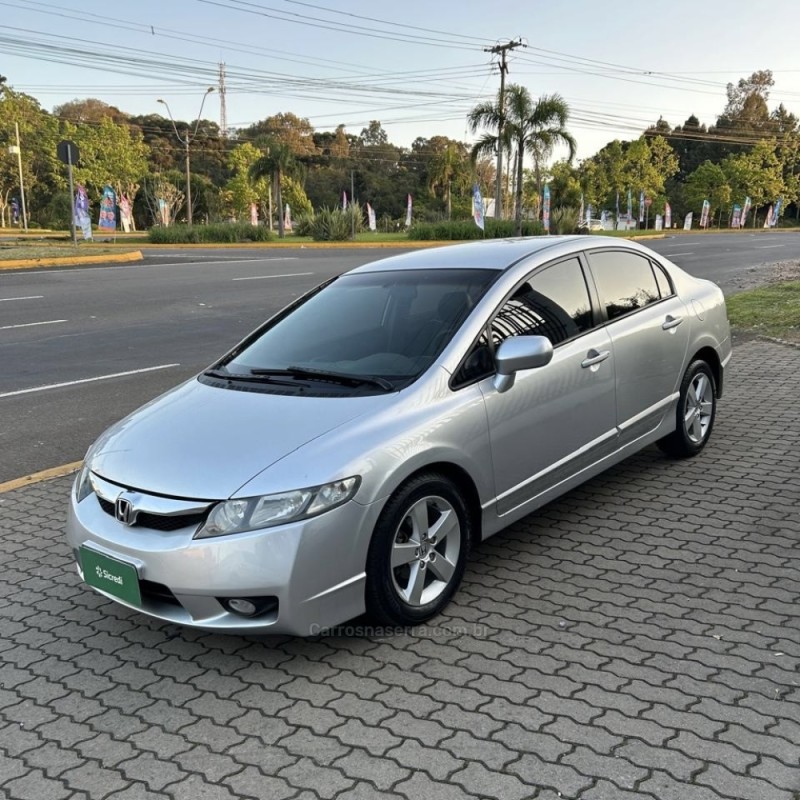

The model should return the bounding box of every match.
[365,473,471,626]
[657,360,717,458]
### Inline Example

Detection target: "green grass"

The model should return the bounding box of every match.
[727,281,800,342]
[0,243,128,261]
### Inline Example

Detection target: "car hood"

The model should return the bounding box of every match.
[89,378,385,499]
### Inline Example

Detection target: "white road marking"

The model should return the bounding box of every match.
[0,364,181,399]
[149,257,300,267]
[2,257,300,274]
[0,295,44,302]
[758,244,785,249]
[0,319,67,330]
[232,272,315,281]
[662,251,695,256]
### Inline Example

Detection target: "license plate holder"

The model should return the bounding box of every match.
[79,547,142,607]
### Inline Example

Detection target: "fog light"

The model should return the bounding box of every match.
[227,598,257,616]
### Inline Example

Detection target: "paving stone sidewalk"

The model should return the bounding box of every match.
[0,339,798,800]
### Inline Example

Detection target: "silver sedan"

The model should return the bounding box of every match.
[67,236,731,634]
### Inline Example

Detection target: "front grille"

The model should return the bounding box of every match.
[98,497,206,532]
[140,580,181,606]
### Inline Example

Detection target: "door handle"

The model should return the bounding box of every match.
[581,349,610,368]
[662,315,684,330]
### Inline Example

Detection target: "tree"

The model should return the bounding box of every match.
[427,140,469,219]
[226,142,269,221]
[249,138,296,237]
[721,140,784,225]
[684,161,731,226]
[546,160,581,209]
[241,113,317,158]
[360,121,388,147]
[53,98,127,125]
[469,85,576,234]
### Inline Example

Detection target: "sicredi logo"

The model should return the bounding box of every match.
[96,567,124,585]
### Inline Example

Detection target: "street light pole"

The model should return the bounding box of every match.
[157,88,214,225]
[9,122,28,232]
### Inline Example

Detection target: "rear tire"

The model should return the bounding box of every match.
[365,473,471,626]
[657,360,717,458]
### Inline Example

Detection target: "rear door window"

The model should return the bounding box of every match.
[588,251,661,321]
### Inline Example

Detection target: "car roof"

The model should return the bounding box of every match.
[350,235,636,274]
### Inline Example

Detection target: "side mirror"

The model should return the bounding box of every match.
[493,335,553,393]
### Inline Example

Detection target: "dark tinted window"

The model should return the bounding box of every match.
[588,251,661,321]
[224,269,496,382]
[652,262,673,298]
[490,258,593,347]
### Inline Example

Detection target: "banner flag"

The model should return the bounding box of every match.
[74,184,93,240]
[764,205,773,228]
[250,203,258,226]
[342,191,347,210]
[119,194,133,232]
[615,190,620,223]
[578,193,584,226]
[664,202,672,229]
[366,202,377,231]
[731,204,742,228]
[638,190,645,223]
[770,198,783,226]
[98,185,117,233]
[600,210,608,228]
[586,203,592,228]
[683,212,693,231]
[741,196,751,226]
[471,184,485,231]
[404,194,412,228]
[284,204,292,232]
[543,184,551,233]
[11,197,19,225]
[700,199,711,228]
[655,214,663,231]
[626,189,632,223]
[158,198,169,227]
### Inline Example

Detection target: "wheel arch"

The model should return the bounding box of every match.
[690,346,723,397]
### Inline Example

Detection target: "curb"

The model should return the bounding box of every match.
[135,241,450,250]
[0,250,143,270]
[0,461,82,494]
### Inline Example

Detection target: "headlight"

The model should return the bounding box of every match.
[74,460,95,503]
[195,477,360,539]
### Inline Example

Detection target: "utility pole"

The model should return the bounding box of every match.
[157,88,214,225]
[484,38,524,221]
[9,122,28,231]
[218,63,228,137]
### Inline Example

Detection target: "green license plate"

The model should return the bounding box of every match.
[80,547,142,607]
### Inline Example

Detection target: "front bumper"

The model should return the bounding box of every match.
[66,484,382,635]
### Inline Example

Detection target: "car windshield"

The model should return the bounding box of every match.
[221,268,497,388]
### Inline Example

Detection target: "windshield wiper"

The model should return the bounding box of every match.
[251,366,394,392]
[203,368,295,386]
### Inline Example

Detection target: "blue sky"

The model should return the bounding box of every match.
[4,0,800,160]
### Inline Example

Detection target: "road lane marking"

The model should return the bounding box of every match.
[232,272,315,281]
[1,257,300,274]
[0,295,44,302]
[758,244,785,249]
[662,251,695,256]
[0,319,66,330]
[0,363,181,399]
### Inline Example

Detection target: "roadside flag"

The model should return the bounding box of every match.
[578,193,584,226]
[11,197,19,225]
[543,184,551,233]
[655,214,663,231]
[764,205,773,228]
[119,194,133,232]
[342,191,347,210]
[741,196,751,226]
[250,203,258,226]
[770,198,783,226]
[404,194,412,228]
[615,190,620,223]
[683,212,693,231]
[626,189,632,223]
[98,185,117,233]
[638,190,645,223]
[366,202,377,231]
[664,202,672,229]
[700,199,711,228]
[284,204,292,232]
[472,184,485,231]
[74,184,93,240]
[731,204,742,228]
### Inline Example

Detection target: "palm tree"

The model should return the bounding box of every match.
[248,137,295,237]
[468,95,512,219]
[428,142,467,220]
[469,85,577,235]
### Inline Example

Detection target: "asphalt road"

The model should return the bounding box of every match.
[1,232,798,483]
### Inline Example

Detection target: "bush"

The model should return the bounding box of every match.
[309,206,354,241]
[292,211,315,237]
[550,206,580,235]
[148,223,272,244]
[408,218,545,240]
